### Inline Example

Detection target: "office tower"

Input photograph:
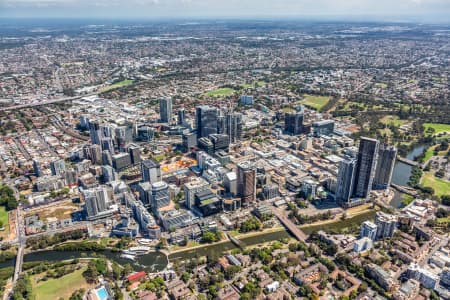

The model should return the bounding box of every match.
[353,137,380,198]
[198,137,214,155]
[101,137,114,153]
[263,184,279,200]
[226,112,243,143]
[373,144,397,190]
[217,114,226,134]
[182,131,197,152]
[209,134,230,152]
[184,177,209,209]
[33,159,42,177]
[50,159,66,176]
[151,181,170,211]
[127,144,141,165]
[141,159,161,183]
[312,120,335,137]
[83,187,109,220]
[102,165,117,183]
[196,105,218,138]
[88,121,101,145]
[284,106,304,135]
[360,221,378,240]
[64,169,78,186]
[159,97,172,123]
[240,95,254,105]
[237,161,257,204]
[112,153,131,171]
[335,158,357,206]
[88,144,102,165]
[375,211,397,239]
[178,108,185,125]
[115,125,133,151]
[224,172,237,196]
[79,115,89,130]
[102,150,113,166]
[137,126,154,142]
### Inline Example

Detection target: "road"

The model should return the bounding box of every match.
[271,206,307,242]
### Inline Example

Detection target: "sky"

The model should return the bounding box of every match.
[1,0,449,22]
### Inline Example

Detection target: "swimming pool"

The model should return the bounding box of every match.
[96,287,109,300]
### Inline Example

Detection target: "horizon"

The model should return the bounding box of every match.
[1,0,449,24]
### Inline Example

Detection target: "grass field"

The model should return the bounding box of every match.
[241,81,265,89]
[423,123,450,136]
[32,267,91,300]
[99,79,134,93]
[205,88,235,97]
[0,206,9,238]
[421,172,450,197]
[300,94,330,111]
[380,115,407,127]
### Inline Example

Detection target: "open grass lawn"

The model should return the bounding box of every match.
[0,206,9,238]
[423,123,450,136]
[300,94,331,111]
[32,267,91,300]
[421,172,450,197]
[240,81,265,89]
[99,79,134,93]
[380,115,407,127]
[343,101,367,111]
[205,87,235,97]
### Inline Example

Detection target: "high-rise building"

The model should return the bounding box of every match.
[360,220,378,240]
[127,144,141,165]
[102,150,113,166]
[159,97,172,123]
[182,131,197,152]
[209,134,230,152]
[198,137,214,155]
[353,137,379,198]
[284,107,304,135]
[112,153,131,171]
[33,159,42,177]
[312,120,335,137]
[373,144,397,190]
[88,144,103,165]
[151,181,170,211]
[240,95,254,105]
[335,158,357,206]
[101,137,114,153]
[196,105,218,138]
[88,121,101,145]
[50,159,66,176]
[178,108,185,125]
[237,161,257,204]
[102,165,117,183]
[141,159,161,183]
[184,177,209,209]
[217,114,226,134]
[375,211,397,240]
[226,112,243,143]
[83,187,110,220]
[224,172,237,196]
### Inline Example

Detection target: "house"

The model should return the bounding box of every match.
[127,271,147,283]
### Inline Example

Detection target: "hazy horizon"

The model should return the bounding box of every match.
[1,0,449,24]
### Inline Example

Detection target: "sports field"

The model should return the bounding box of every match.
[300,94,330,111]
[423,123,450,136]
[32,267,91,300]
[205,87,235,97]
[99,79,134,93]
[421,172,450,197]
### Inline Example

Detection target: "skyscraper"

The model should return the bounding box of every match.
[50,159,66,176]
[237,161,257,205]
[33,159,42,177]
[88,121,101,145]
[141,159,161,183]
[373,144,397,190]
[226,112,243,143]
[284,106,304,135]
[83,187,110,220]
[196,105,218,138]
[353,137,379,198]
[178,108,185,125]
[159,97,172,123]
[151,181,170,211]
[127,143,141,165]
[335,158,357,206]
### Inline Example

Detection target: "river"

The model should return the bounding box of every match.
[391,145,425,187]
[0,210,376,272]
